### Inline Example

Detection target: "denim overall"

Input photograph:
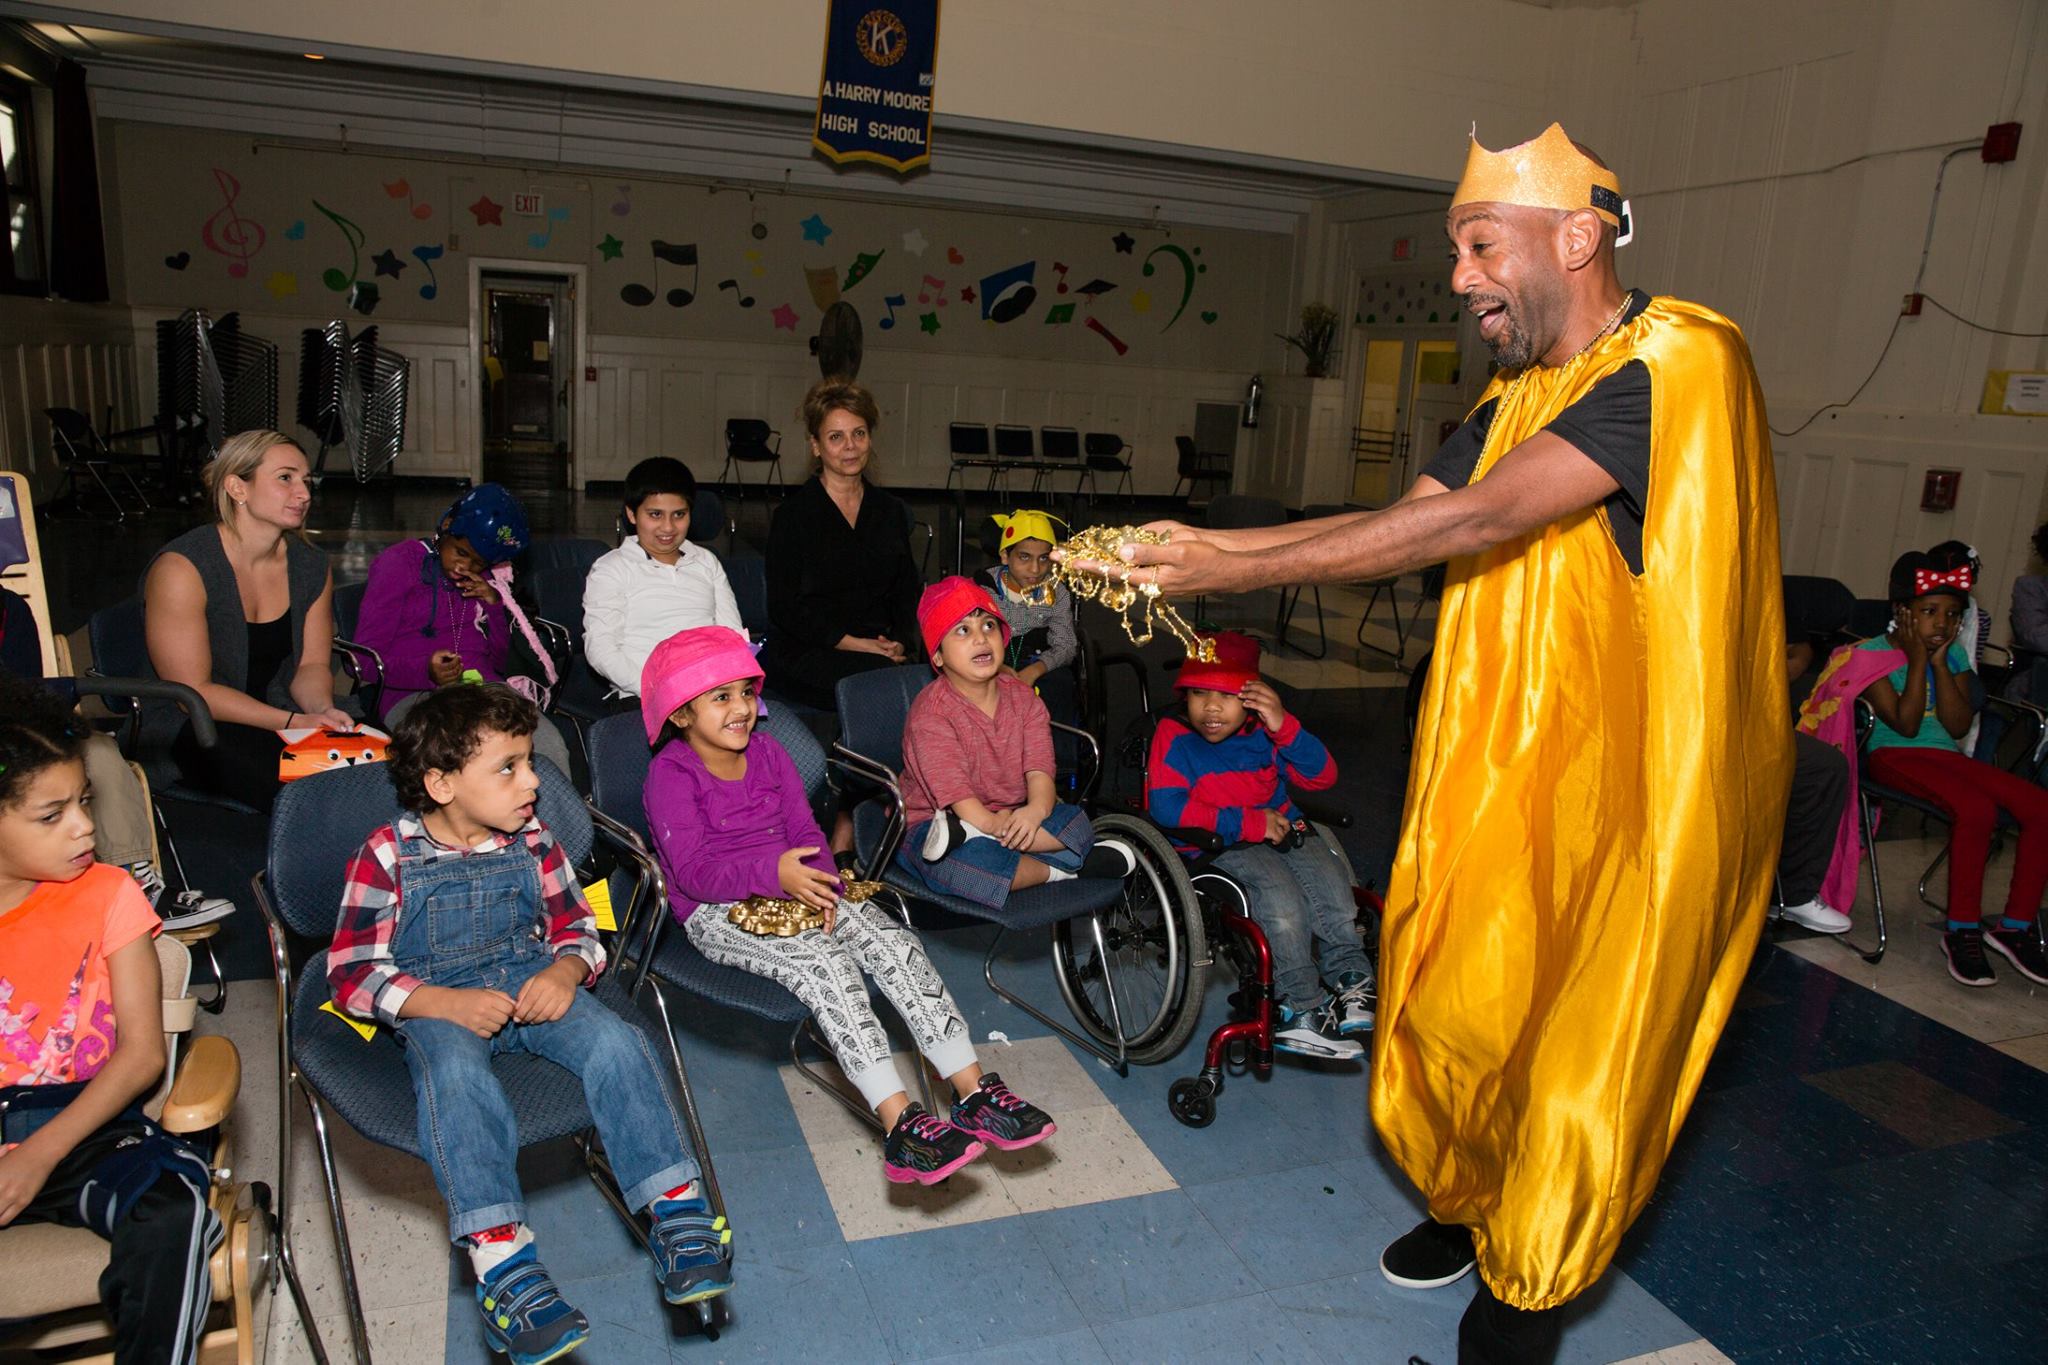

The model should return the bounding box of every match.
[390,827,699,1241]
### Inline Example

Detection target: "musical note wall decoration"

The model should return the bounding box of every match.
[621,240,699,307]
[917,274,948,306]
[527,205,571,250]
[1052,261,1070,294]
[200,167,265,279]
[412,244,445,300]
[718,279,756,308]
[878,293,906,329]
[382,178,432,220]
[1140,244,1205,327]
[312,200,365,293]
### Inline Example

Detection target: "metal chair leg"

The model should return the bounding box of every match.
[272,1068,332,1365]
[790,1019,887,1134]
[302,1084,371,1364]
[982,925,1130,1077]
[1275,584,1327,659]
[1853,792,1889,963]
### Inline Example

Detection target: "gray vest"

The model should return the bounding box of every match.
[150,525,329,708]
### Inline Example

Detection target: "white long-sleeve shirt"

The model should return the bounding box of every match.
[582,538,744,695]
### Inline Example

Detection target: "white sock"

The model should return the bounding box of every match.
[959,819,995,843]
[1043,866,1076,882]
[464,1222,534,1279]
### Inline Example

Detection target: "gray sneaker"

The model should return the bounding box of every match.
[1333,975,1376,1036]
[1274,1002,1364,1061]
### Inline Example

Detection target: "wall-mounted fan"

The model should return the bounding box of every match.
[810,301,863,380]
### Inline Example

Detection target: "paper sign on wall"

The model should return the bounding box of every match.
[1983,370,2048,416]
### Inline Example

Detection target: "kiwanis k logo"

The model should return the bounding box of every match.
[855,9,908,67]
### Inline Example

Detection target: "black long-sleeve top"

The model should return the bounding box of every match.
[763,476,921,656]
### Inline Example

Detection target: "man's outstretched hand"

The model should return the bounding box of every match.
[1055,523,1245,599]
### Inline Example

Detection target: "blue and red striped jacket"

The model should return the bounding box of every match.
[1145,711,1337,848]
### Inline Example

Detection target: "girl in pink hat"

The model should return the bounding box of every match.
[639,626,1056,1184]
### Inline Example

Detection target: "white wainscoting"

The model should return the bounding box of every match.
[583,334,1256,496]
[0,300,148,504]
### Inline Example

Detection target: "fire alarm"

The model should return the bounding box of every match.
[1921,469,1961,512]
[1982,122,2022,164]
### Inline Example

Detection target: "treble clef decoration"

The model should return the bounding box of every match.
[201,168,266,279]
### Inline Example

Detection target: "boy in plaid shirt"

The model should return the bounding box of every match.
[328,684,730,1365]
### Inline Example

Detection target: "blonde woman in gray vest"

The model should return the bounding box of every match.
[144,431,353,808]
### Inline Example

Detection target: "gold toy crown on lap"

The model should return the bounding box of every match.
[727,879,884,937]
[1053,526,1216,661]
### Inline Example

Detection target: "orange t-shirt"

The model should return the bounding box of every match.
[0,862,159,1089]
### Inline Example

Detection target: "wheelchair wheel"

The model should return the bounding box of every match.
[1051,813,1206,1065]
[1168,1076,1217,1128]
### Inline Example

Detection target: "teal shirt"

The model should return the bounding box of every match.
[1860,636,1972,752]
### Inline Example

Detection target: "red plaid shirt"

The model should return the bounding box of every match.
[327,814,605,1025]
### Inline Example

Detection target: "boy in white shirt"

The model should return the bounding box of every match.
[583,458,744,697]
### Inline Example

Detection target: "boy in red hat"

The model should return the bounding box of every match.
[1146,632,1372,1060]
[899,577,1134,908]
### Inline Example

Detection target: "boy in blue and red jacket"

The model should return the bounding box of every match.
[1145,632,1373,1060]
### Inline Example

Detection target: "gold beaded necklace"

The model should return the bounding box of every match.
[1478,291,1635,468]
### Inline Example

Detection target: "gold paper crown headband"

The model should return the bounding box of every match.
[1452,122,1627,234]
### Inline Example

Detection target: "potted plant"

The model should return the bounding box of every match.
[1277,303,1340,378]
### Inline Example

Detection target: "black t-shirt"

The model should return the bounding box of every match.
[1422,289,1653,574]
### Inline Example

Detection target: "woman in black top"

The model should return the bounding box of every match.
[757,380,922,711]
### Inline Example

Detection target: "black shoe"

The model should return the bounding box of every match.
[1944,928,1997,987]
[1079,841,1136,879]
[1986,926,2048,985]
[1379,1218,1475,1290]
[922,811,970,862]
[882,1103,985,1185]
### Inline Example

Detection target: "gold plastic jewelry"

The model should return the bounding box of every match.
[727,879,884,937]
[1052,526,1216,661]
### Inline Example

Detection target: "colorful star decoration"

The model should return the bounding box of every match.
[800,214,833,245]
[469,196,504,226]
[959,286,976,304]
[919,311,941,335]
[264,271,298,300]
[901,228,928,256]
[770,302,800,332]
[1111,231,1135,254]
[371,249,405,279]
[598,234,624,261]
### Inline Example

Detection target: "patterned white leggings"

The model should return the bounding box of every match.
[683,896,979,1108]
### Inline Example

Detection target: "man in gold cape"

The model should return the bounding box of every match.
[1093,124,1792,1361]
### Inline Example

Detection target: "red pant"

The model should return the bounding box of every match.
[1866,746,2048,925]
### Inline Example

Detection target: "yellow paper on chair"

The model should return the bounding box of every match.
[319,1000,379,1042]
[1370,297,1792,1311]
[583,879,617,933]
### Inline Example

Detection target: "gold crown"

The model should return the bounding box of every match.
[1451,122,1623,227]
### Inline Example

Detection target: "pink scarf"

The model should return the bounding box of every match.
[1795,640,1905,910]
[485,562,558,709]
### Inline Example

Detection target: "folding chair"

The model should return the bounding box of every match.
[0,936,280,1365]
[1081,432,1134,504]
[1171,435,1231,503]
[719,419,784,503]
[1035,426,1083,498]
[45,406,153,521]
[834,665,1205,1073]
[252,757,728,1362]
[586,707,937,1131]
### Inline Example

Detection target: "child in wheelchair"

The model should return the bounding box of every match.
[327,684,729,1365]
[640,626,1057,1186]
[0,670,223,1365]
[984,510,1080,725]
[1146,632,1374,1061]
[901,576,1134,904]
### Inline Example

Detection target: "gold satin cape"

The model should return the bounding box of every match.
[1370,296,1793,1311]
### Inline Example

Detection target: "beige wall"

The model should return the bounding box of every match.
[61,0,1549,180]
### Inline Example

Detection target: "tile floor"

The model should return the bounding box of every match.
[55,485,2048,1362]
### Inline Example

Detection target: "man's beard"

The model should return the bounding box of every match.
[1484,314,1536,370]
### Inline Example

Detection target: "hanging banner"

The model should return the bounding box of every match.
[812,1,941,173]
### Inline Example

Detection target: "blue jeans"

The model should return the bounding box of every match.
[389,827,699,1242]
[1212,822,1370,1013]
[897,802,1093,909]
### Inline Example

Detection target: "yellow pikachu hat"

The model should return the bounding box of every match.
[993,510,1066,551]
[1452,122,1629,236]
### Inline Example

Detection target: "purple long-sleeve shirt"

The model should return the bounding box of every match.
[645,732,838,922]
[354,540,510,719]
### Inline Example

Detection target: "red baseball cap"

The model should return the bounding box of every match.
[1173,631,1260,694]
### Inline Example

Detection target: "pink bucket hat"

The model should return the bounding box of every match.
[917,575,1011,666]
[639,626,763,742]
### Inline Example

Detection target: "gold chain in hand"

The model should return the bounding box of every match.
[728,879,884,937]
[1052,526,1216,661]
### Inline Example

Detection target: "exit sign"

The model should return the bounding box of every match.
[512,191,544,216]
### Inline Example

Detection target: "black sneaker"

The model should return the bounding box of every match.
[1379,1218,1475,1290]
[951,1072,1056,1151]
[1985,926,2048,985]
[1273,1002,1364,1061]
[1079,841,1137,879]
[922,811,970,862]
[1944,928,1997,987]
[882,1103,985,1185]
[1333,974,1377,1036]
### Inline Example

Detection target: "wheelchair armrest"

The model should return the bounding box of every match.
[534,616,575,666]
[1294,798,1353,830]
[73,676,218,748]
[1049,718,1102,802]
[332,637,383,682]
[1161,824,1227,855]
[161,1035,239,1134]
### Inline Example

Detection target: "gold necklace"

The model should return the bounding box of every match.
[1479,292,1635,466]
[1052,525,1216,660]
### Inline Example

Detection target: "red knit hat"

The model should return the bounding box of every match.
[917,575,1011,666]
[1173,631,1260,693]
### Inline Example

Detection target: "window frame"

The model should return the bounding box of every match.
[0,71,48,296]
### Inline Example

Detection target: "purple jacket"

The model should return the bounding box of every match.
[645,732,838,922]
[354,540,510,719]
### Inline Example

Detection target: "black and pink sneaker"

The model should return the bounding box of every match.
[950,1072,1056,1151]
[882,1103,984,1184]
